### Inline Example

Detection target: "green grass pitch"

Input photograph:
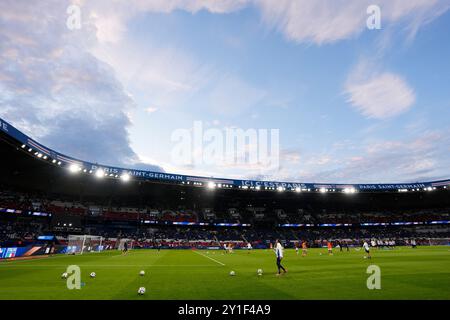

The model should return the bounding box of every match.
[0,246,449,300]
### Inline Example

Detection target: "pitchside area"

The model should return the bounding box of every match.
[0,247,449,300]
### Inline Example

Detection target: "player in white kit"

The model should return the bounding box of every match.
[363,241,371,259]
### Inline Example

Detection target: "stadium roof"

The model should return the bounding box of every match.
[1,117,449,193]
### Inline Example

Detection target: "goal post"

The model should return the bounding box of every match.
[67,235,104,254]
[117,238,134,251]
[426,238,450,246]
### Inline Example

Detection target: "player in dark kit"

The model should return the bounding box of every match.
[343,241,350,252]
[122,241,128,255]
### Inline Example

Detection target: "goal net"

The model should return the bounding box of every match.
[425,238,450,246]
[67,235,104,254]
[117,238,134,251]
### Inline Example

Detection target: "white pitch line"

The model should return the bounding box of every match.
[193,250,226,266]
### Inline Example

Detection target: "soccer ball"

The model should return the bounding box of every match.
[138,287,146,295]
[90,272,96,278]
[139,270,145,276]
[229,271,236,276]
[257,269,263,276]
[61,272,68,279]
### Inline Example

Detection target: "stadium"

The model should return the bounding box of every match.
[2,2,450,311]
[1,117,449,300]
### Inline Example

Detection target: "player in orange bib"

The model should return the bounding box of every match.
[301,241,308,257]
[327,241,333,255]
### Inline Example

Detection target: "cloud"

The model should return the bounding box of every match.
[88,0,250,44]
[145,107,158,114]
[1,0,448,183]
[88,0,450,45]
[344,62,416,119]
[280,149,301,164]
[245,128,450,184]
[0,0,163,171]
[256,0,450,44]
[287,130,450,183]
[92,42,216,111]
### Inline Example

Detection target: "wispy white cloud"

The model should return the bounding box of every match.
[88,0,250,44]
[273,130,450,183]
[257,0,450,44]
[88,0,450,45]
[145,107,158,114]
[344,66,416,119]
[92,42,216,111]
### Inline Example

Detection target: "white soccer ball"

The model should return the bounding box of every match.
[229,271,236,276]
[138,287,146,295]
[61,272,68,279]
[257,269,263,276]
[90,272,96,278]
[139,270,145,276]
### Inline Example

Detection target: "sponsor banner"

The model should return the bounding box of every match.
[280,221,450,228]
[0,245,67,259]
[0,208,51,216]
[141,220,251,227]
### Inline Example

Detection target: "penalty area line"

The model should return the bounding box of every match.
[193,250,226,266]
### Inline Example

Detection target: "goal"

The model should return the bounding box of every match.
[117,238,134,251]
[67,235,104,255]
[425,238,450,246]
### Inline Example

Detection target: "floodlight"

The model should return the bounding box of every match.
[95,169,105,178]
[68,164,81,173]
[121,173,131,182]
[207,181,216,189]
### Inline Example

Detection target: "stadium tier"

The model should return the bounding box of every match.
[0,116,449,259]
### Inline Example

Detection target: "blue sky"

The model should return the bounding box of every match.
[1,0,450,183]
